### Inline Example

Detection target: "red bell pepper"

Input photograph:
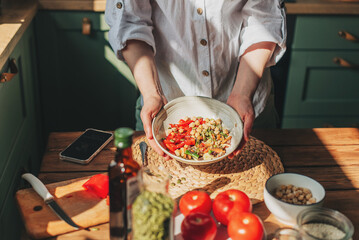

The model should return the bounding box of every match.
[178,119,193,126]
[165,142,177,153]
[83,174,109,199]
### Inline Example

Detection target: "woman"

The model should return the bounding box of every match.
[105,0,286,158]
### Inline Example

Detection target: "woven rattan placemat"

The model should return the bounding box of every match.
[132,136,284,204]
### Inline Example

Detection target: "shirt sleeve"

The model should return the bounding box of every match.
[105,0,155,61]
[238,0,287,66]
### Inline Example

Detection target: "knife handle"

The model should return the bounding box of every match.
[22,173,54,201]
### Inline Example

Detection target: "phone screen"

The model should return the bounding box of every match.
[60,129,113,161]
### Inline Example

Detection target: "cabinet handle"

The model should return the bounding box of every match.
[333,57,359,69]
[82,17,91,35]
[338,30,359,42]
[0,59,18,83]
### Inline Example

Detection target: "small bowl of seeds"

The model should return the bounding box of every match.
[264,173,325,226]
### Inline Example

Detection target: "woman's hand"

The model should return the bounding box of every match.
[227,95,254,142]
[141,94,170,160]
[226,95,252,159]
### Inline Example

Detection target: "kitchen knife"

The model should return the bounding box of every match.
[22,173,81,229]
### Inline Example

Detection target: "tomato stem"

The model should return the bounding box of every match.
[195,217,202,223]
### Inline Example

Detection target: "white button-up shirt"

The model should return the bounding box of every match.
[105,0,286,117]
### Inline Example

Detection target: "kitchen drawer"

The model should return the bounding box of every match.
[37,11,109,31]
[292,16,359,50]
[0,54,27,174]
[283,51,359,117]
[282,116,359,129]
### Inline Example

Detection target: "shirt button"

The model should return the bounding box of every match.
[197,8,203,15]
[200,39,207,46]
[116,2,122,9]
[202,70,209,77]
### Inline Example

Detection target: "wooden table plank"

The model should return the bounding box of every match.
[45,131,144,151]
[252,128,359,146]
[41,149,114,172]
[46,128,359,151]
[38,172,103,184]
[275,145,359,167]
[41,144,359,171]
[286,166,359,190]
[46,132,86,151]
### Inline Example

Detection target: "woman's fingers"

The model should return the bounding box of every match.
[243,113,254,142]
[148,138,165,156]
[143,118,170,159]
[228,137,247,159]
[140,96,171,160]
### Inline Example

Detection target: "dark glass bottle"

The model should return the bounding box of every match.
[109,128,141,240]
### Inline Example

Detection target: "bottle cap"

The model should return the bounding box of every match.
[114,127,134,149]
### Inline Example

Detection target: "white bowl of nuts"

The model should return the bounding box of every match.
[264,173,326,226]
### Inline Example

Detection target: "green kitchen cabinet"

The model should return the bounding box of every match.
[35,11,138,133]
[0,22,44,239]
[282,16,359,128]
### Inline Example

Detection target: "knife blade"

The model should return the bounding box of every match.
[22,173,81,229]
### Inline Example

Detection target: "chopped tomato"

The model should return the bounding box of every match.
[178,119,194,126]
[184,138,195,146]
[176,142,185,149]
[165,142,177,152]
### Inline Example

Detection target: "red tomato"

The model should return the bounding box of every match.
[179,190,212,216]
[184,138,195,146]
[212,189,252,225]
[227,212,264,240]
[181,212,217,240]
[82,174,109,199]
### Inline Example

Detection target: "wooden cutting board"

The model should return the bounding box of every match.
[16,175,109,239]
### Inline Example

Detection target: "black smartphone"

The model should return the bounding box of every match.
[59,129,113,164]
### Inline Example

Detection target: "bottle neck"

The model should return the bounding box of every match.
[115,146,133,163]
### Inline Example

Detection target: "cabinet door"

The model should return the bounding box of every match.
[283,51,359,117]
[0,50,26,182]
[0,22,43,238]
[292,16,359,50]
[36,12,138,132]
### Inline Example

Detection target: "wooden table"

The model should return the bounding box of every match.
[35,128,359,239]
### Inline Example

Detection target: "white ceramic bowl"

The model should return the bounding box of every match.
[264,173,326,226]
[152,96,243,165]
